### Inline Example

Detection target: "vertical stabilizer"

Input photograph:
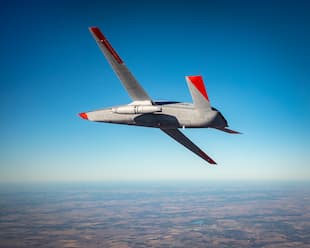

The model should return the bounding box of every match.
[186,75,211,110]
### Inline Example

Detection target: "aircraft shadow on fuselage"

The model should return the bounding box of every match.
[134,113,180,128]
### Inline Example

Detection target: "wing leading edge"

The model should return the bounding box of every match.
[89,27,151,102]
[160,128,217,164]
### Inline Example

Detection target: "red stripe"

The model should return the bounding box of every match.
[188,75,209,102]
[90,27,123,64]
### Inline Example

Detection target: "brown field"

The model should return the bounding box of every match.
[0,182,309,247]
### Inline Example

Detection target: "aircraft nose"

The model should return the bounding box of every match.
[79,112,88,120]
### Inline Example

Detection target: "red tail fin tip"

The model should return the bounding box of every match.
[187,75,209,102]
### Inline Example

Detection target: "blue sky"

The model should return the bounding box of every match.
[1,0,309,182]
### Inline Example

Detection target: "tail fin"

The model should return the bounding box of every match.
[186,75,211,110]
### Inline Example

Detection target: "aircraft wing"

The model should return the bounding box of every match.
[213,127,241,134]
[160,128,217,164]
[89,27,151,102]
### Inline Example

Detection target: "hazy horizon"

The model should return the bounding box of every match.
[1,181,309,247]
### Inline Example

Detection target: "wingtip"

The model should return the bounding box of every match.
[208,159,217,165]
[214,127,242,134]
[89,26,96,32]
[89,26,105,40]
[89,26,101,33]
[228,130,242,134]
[198,150,217,165]
[89,26,123,64]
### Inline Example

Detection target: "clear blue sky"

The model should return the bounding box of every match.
[1,0,309,182]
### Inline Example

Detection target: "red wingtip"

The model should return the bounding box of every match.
[188,75,209,102]
[89,27,106,40]
[79,112,88,120]
[89,27,123,64]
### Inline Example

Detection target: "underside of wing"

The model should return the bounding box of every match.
[160,128,217,164]
[89,27,151,102]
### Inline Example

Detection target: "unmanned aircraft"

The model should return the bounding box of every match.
[79,27,240,164]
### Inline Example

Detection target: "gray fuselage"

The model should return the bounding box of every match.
[85,101,228,129]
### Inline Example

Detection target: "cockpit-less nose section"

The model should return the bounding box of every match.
[79,27,240,164]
